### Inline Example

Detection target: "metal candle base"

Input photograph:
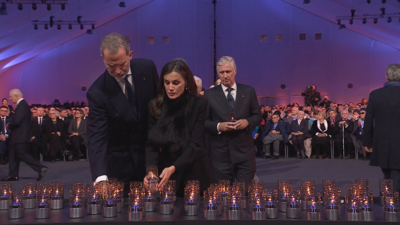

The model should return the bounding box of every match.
[103,206,117,218]
[0,199,10,210]
[184,204,199,216]
[241,198,247,209]
[8,207,24,219]
[301,200,311,211]
[23,198,36,209]
[145,201,156,212]
[69,207,85,218]
[159,203,173,215]
[278,201,286,212]
[222,196,227,208]
[266,207,278,219]
[117,202,122,213]
[217,204,222,216]
[50,199,63,210]
[362,210,374,221]
[252,210,266,220]
[384,211,399,222]
[306,211,321,220]
[35,207,50,219]
[324,209,339,220]
[380,196,384,206]
[346,212,361,221]
[228,209,242,220]
[87,203,101,215]
[129,211,144,221]
[204,210,218,220]
[286,207,301,219]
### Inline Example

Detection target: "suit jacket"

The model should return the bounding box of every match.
[30,116,46,140]
[42,119,65,141]
[362,84,400,169]
[260,121,289,143]
[0,116,11,145]
[330,118,354,140]
[68,119,87,144]
[310,91,321,106]
[7,99,31,144]
[86,58,159,181]
[290,119,310,136]
[205,83,261,163]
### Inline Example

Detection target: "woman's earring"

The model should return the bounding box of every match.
[185,86,188,90]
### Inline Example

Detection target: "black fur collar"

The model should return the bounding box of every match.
[148,92,195,153]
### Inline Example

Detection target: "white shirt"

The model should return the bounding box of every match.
[113,67,133,94]
[221,82,237,101]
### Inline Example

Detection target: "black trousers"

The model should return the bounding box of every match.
[70,135,84,160]
[382,168,400,193]
[8,143,43,177]
[30,138,44,159]
[211,159,256,190]
[334,137,353,157]
[47,134,62,158]
[291,135,307,154]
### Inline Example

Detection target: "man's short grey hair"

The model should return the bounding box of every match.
[298,110,304,115]
[340,109,349,116]
[10,89,23,98]
[216,56,237,71]
[50,108,59,117]
[100,33,130,55]
[194,76,202,89]
[386,64,400,81]
[280,111,286,117]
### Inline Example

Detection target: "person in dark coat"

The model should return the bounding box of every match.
[363,64,400,193]
[310,110,331,159]
[260,114,288,159]
[290,111,310,159]
[68,109,87,161]
[42,109,65,162]
[331,109,354,159]
[0,106,11,164]
[144,59,215,196]
[1,89,48,181]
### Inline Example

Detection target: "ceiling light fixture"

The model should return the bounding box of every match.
[47,4,51,11]
[374,18,378,24]
[119,2,126,7]
[363,18,367,24]
[17,3,22,10]
[32,3,37,10]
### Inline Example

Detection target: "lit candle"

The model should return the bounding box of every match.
[72,195,81,208]
[12,197,22,208]
[38,198,48,208]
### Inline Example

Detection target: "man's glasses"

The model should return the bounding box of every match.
[360,112,365,114]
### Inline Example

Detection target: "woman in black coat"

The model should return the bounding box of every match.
[310,110,331,159]
[68,109,87,161]
[144,59,215,196]
[43,109,65,162]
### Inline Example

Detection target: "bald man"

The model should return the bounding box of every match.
[1,89,48,182]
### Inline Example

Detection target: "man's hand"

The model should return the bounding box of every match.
[233,119,249,130]
[219,122,236,132]
[56,131,61,136]
[339,121,346,126]
[364,146,373,153]
[31,136,36,141]
[158,166,175,190]
[253,133,259,140]
[0,134,5,141]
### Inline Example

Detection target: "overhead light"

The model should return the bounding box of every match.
[351,9,355,17]
[80,24,84,30]
[44,24,48,30]
[382,0,386,3]
[380,8,385,16]
[47,4,51,11]
[337,19,341,25]
[367,0,371,3]
[34,24,38,30]
[374,18,378,24]
[349,19,353,25]
[119,2,126,7]
[86,29,93,34]
[387,17,392,23]
[57,24,61,30]
[303,0,310,4]
[61,4,65,10]
[77,16,82,24]
[91,24,95,30]
[362,18,367,24]
[18,3,23,10]
[32,3,37,10]
[69,24,72,30]
[339,24,346,29]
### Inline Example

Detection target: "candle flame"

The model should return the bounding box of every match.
[56,189,59,195]
[41,198,45,203]
[312,201,315,206]
[3,190,6,195]
[134,201,138,206]
[268,197,272,202]
[29,189,32,195]
[390,199,393,206]
[353,201,356,206]
[331,199,334,204]
[364,200,368,205]
[256,198,260,205]
[209,199,212,204]
[76,195,79,202]
[385,186,388,192]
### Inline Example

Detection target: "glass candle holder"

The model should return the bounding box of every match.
[203,192,218,220]
[324,191,340,221]
[301,180,315,211]
[146,165,158,192]
[35,194,50,219]
[144,189,156,212]
[227,194,241,220]
[264,189,278,219]
[360,191,374,221]
[0,183,12,210]
[8,189,24,219]
[69,189,85,218]
[159,191,174,215]
[166,180,176,202]
[184,189,199,216]
[279,183,292,212]
[129,192,144,221]
[346,198,361,221]
[251,196,265,220]
[87,184,101,215]
[384,191,399,222]
[22,183,37,209]
[103,187,117,218]
[306,195,321,221]
[50,182,64,210]
[286,191,301,219]
[380,179,393,206]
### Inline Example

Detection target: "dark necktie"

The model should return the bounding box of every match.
[330,118,335,127]
[39,117,42,126]
[1,118,5,134]
[124,75,138,116]
[226,87,235,110]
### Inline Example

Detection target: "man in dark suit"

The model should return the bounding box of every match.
[205,56,261,188]
[0,106,11,164]
[30,106,46,159]
[319,96,332,108]
[290,111,310,159]
[309,85,321,107]
[330,109,354,159]
[87,33,158,192]
[1,89,48,181]
[363,64,400,193]
[260,114,288,159]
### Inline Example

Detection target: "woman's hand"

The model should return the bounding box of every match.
[158,166,175,190]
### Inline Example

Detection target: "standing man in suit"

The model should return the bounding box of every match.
[205,56,261,188]
[30,106,46,159]
[87,33,158,192]
[0,106,11,164]
[363,64,400,193]
[1,89,48,182]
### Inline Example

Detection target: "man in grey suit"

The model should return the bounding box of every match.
[363,64,400,193]
[205,56,261,188]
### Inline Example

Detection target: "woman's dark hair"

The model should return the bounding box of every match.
[150,59,198,118]
[76,109,84,120]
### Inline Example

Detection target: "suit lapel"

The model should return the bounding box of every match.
[105,71,137,123]
[211,86,233,114]
[131,63,145,119]
[234,83,245,113]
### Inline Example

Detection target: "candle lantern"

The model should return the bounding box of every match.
[69,189,85,218]
[251,196,265,220]
[87,184,102,215]
[203,191,218,220]
[380,179,393,206]
[129,192,144,221]
[209,187,222,216]
[360,191,374,221]
[102,185,117,218]
[264,189,278,219]
[35,194,50,219]
[22,183,37,209]
[322,179,336,199]
[324,191,340,221]
[159,191,174,215]
[144,189,156,212]
[286,191,301,219]
[218,180,230,208]
[233,182,246,209]
[111,181,124,213]
[306,194,321,221]
[184,189,199,216]
[50,183,64,210]
[0,183,12,210]
[166,180,176,202]
[345,198,361,221]
[278,182,292,212]
[300,180,315,211]
[355,179,369,193]
[8,189,24,219]
[384,191,399,222]
[227,194,241,220]
[146,165,158,192]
